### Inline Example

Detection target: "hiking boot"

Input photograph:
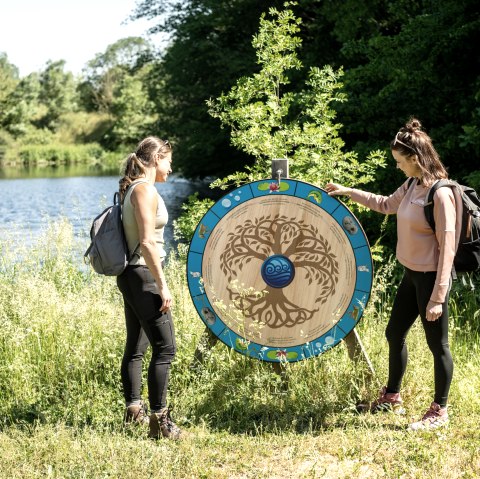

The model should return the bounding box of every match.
[148,407,182,440]
[369,386,406,414]
[124,401,149,426]
[409,402,448,431]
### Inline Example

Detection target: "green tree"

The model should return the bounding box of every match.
[207,5,385,190]
[318,0,480,182]
[0,53,20,133]
[38,60,78,130]
[0,53,18,104]
[79,37,154,114]
[0,73,42,137]
[134,0,286,178]
[133,0,479,185]
[176,5,386,245]
[108,66,157,148]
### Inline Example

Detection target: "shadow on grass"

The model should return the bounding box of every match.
[184,353,381,436]
[0,403,43,431]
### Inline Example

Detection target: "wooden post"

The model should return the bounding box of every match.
[343,328,375,377]
[190,326,219,368]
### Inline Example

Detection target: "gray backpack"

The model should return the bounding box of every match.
[84,182,145,275]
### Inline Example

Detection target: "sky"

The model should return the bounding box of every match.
[0,0,167,77]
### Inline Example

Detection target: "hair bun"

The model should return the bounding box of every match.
[405,118,422,132]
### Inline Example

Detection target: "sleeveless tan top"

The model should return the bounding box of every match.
[122,180,168,265]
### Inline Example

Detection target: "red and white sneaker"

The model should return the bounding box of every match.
[370,386,406,414]
[357,386,406,414]
[409,402,448,431]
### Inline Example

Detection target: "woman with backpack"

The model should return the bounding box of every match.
[326,118,461,430]
[117,136,181,440]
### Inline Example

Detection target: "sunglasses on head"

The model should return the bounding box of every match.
[393,132,416,154]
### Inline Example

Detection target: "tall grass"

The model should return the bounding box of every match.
[13,143,105,166]
[0,220,479,478]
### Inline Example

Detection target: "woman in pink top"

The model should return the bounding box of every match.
[326,118,459,431]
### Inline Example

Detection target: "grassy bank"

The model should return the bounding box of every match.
[0,143,105,167]
[0,144,125,176]
[0,221,479,478]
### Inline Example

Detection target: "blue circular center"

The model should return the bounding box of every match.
[261,255,295,288]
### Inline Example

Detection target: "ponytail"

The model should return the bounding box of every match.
[119,153,148,199]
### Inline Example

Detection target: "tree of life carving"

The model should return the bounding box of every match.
[219,215,339,329]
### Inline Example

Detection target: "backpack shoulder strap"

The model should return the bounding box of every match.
[424,179,454,232]
[121,179,151,260]
[407,177,415,189]
[119,179,151,204]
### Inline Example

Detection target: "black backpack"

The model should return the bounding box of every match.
[84,182,145,275]
[417,179,480,274]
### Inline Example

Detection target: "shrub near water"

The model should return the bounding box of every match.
[0,220,208,430]
[3,143,105,167]
[0,220,125,428]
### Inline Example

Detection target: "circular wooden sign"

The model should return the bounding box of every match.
[187,179,373,362]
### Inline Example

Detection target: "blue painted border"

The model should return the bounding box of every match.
[186,179,373,362]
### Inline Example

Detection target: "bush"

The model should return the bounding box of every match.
[13,143,104,166]
[55,111,113,144]
[173,193,214,244]
[465,170,480,192]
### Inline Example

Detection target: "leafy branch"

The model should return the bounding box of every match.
[206,3,386,190]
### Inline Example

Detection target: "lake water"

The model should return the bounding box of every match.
[0,165,213,253]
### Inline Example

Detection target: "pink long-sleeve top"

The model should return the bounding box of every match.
[350,179,461,303]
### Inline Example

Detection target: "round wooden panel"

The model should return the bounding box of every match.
[187,179,373,362]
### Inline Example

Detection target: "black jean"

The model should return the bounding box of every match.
[116,265,176,411]
[386,267,453,407]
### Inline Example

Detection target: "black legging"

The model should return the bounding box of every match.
[117,265,176,411]
[385,267,453,407]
